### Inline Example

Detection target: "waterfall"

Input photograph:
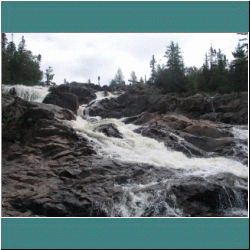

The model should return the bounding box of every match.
[2,84,49,103]
[65,91,248,180]
[63,91,248,216]
[3,86,248,217]
[65,113,248,179]
[78,91,123,119]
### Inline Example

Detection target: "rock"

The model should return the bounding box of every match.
[183,122,231,138]
[88,88,248,125]
[69,82,97,104]
[49,82,97,105]
[43,92,79,114]
[1,94,99,217]
[1,93,248,218]
[130,112,242,159]
[9,87,17,96]
[168,174,248,217]
[94,123,123,138]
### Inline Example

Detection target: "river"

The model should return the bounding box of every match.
[2,84,248,217]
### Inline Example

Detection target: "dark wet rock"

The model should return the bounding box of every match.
[88,98,125,118]
[43,92,79,114]
[68,82,97,104]
[9,87,17,96]
[130,113,244,160]
[89,89,248,125]
[168,174,248,217]
[94,123,123,138]
[49,82,97,105]
[1,93,248,218]
[2,94,97,217]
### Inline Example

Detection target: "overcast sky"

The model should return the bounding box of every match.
[5,33,244,86]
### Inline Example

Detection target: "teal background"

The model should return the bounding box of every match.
[1,218,249,249]
[1,1,249,32]
[1,1,249,249]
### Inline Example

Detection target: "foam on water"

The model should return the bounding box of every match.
[2,84,49,103]
[66,115,248,179]
[231,126,248,141]
[78,91,122,118]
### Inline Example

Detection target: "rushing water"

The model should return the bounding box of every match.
[2,84,49,103]
[68,92,249,179]
[2,85,248,217]
[69,90,248,217]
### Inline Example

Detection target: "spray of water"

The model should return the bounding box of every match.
[65,108,248,180]
[2,84,49,103]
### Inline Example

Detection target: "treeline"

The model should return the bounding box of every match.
[111,33,248,94]
[2,33,44,85]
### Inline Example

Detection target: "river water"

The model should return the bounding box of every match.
[2,84,248,217]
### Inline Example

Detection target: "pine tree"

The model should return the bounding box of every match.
[130,71,138,84]
[162,41,186,93]
[2,34,43,85]
[114,68,125,85]
[149,55,157,84]
[230,43,248,92]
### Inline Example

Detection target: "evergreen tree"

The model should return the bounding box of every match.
[130,71,138,84]
[1,34,43,85]
[45,66,55,86]
[113,68,125,85]
[199,53,210,92]
[2,33,8,51]
[149,55,157,84]
[199,47,231,93]
[230,43,248,92]
[2,33,10,82]
[139,77,144,84]
[160,41,186,93]
[185,66,199,93]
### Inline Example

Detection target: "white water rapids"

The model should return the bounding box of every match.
[2,84,248,217]
[2,84,49,102]
[64,91,248,180]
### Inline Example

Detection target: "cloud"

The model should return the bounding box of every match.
[5,32,243,86]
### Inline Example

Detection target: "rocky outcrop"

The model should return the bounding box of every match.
[1,93,248,217]
[126,112,248,164]
[43,92,79,114]
[2,94,97,216]
[43,82,98,112]
[48,82,98,105]
[68,82,97,104]
[88,89,248,125]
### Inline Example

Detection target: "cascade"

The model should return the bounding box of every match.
[2,84,49,103]
[2,85,248,217]
[63,91,248,216]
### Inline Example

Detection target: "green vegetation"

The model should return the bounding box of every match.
[127,34,248,95]
[2,33,43,85]
[2,33,247,94]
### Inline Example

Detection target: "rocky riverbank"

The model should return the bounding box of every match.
[1,84,248,217]
[87,86,248,125]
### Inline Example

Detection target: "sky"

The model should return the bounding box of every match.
[5,33,245,86]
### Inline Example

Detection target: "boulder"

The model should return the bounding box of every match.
[94,123,123,138]
[68,82,97,104]
[169,174,248,217]
[43,92,79,113]
[47,82,97,107]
